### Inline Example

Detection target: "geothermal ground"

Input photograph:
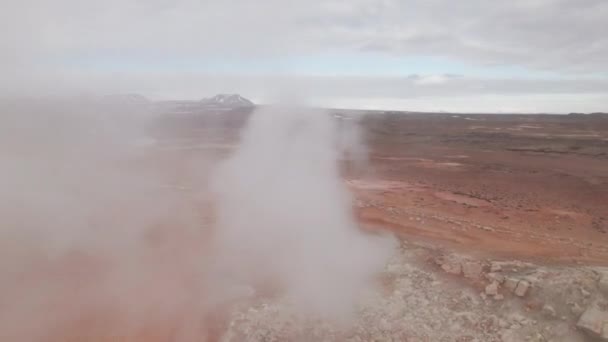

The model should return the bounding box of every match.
[144,109,608,341]
[4,107,608,341]
[154,109,608,266]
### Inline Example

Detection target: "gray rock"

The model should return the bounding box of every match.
[491,262,502,272]
[441,260,462,275]
[487,272,506,284]
[576,303,608,340]
[462,261,484,279]
[515,280,530,297]
[486,281,500,296]
[542,304,556,318]
[572,303,585,316]
[505,278,519,292]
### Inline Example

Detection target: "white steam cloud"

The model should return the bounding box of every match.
[211,104,396,317]
[0,98,395,340]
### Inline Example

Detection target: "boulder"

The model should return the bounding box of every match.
[504,278,519,292]
[514,280,530,297]
[485,282,499,296]
[462,261,483,279]
[487,272,505,284]
[491,262,502,272]
[438,256,462,275]
[576,303,608,340]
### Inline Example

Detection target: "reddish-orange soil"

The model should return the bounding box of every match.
[152,110,608,264]
[152,110,608,265]
[353,112,608,265]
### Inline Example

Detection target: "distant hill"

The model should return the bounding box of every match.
[200,94,254,108]
[568,112,607,116]
[102,93,150,106]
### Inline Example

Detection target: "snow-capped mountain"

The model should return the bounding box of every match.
[200,94,254,108]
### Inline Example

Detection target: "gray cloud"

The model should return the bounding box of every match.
[1,0,607,111]
[315,0,608,73]
[3,0,607,71]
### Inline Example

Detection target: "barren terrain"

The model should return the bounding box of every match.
[4,107,608,341]
[144,109,608,341]
[355,112,608,265]
[141,111,608,342]
[155,109,608,265]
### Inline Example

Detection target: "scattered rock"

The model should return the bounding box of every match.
[542,305,556,318]
[441,260,462,275]
[485,282,499,296]
[505,278,519,292]
[522,275,539,286]
[509,313,528,325]
[572,303,585,316]
[487,272,505,284]
[599,273,608,295]
[525,298,543,311]
[491,262,502,272]
[462,261,484,279]
[576,303,608,340]
[581,288,591,298]
[526,332,546,342]
[225,246,605,341]
[515,280,530,297]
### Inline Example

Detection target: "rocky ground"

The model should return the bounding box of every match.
[223,242,608,341]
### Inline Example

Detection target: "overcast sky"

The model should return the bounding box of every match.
[2,0,608,112]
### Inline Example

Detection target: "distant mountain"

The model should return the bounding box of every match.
[102,93,150,106]
[200,94,254,108]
